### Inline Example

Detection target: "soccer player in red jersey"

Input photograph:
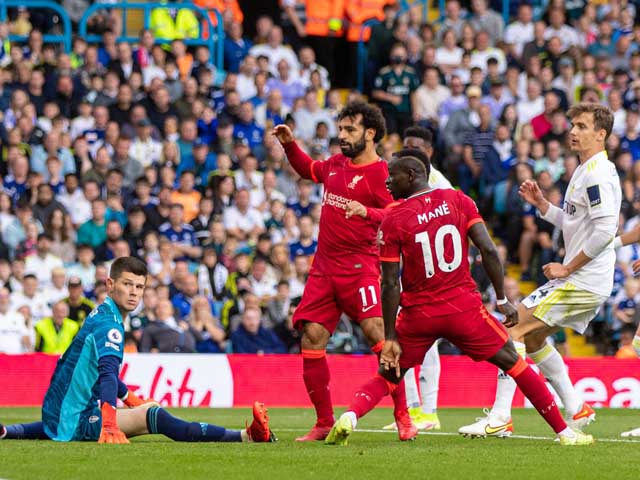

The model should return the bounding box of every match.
[325,154,593,446]
[273,101,416,442]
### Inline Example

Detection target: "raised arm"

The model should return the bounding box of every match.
[273,125,317,181]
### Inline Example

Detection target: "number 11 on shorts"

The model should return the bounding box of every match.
[359,285,378,312]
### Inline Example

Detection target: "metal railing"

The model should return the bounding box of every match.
[0,0,72,52]
[78,2,224,73]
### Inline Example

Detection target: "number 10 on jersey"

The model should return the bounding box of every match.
[415,225,463,278]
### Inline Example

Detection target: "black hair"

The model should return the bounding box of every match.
[394,148,431,179]
[337,101,387,143]
[403,126,433,145]
[109,256,148,280]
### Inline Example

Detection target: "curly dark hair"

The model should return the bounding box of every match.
[337,101,387,143]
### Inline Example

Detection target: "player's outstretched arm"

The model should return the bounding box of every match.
[380,260,402,377]
[615,223,640,249]
[468,222,518,327]
[519,179,563,228]
[272,125,316,181]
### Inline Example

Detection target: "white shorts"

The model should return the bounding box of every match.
[521,279,608,334]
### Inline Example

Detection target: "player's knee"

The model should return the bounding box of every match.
[490,343,519,371]
[301,322,330,348]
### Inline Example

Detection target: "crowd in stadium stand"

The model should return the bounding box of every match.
[0,0,639,358]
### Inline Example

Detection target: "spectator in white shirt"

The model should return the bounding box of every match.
[516,77,545,125]
[0,287,30,353]
[298,46,330,90]
[249,26,299,77]
[43,267,69,307]
[69,99,95,141]
[544,7,580,52]
[56,173,91,227]
[10,274,51,322]
[129,118,162,168]
[471,30,507,74]
[435,29,464,75]
[237,55,259,101]
[293,89,336,142]
[414,66,451,126]
[24,233,63,288]
[223,188,265,245]
[504,3,534,59]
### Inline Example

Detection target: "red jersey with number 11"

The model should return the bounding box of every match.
[379,188,484,315]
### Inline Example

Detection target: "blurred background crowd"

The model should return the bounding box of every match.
[0,0,639,358]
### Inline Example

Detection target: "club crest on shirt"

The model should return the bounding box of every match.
[348,175,364,189]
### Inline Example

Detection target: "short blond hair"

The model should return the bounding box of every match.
[567,103,614,140]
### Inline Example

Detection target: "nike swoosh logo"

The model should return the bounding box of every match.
[329,172,337,176]
[485,424,508,435]
[362,305,376,313]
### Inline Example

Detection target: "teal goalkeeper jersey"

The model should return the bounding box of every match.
[42,296,125,441]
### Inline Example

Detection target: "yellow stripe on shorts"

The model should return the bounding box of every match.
[533,286,567,320]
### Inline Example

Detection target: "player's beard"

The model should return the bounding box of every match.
[340,135,367,158]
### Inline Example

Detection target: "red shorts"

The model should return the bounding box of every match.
[397,304,508,369]
[293,273,382,333]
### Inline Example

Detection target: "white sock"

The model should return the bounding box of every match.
[419,342,440,414]
[490,341,526,420]
[342,411,358,429]
[530,341,582,417]
[404,367,421,408]
[559,427,575,438]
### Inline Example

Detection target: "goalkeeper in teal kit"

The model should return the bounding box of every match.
[0,257,274,444]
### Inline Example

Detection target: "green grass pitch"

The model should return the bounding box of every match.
[1,407,640,480]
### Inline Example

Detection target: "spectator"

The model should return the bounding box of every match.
[43,266,69,306]
[0,287,30,353]
[231,306,287,353]
[24,233,63,288]
[34,301,79,354]
[469,0,504,45]
[156,204,199,263]
[223,188,265,244]
[140,298,196,353]
[77,199,108,248]
[63,276,95,325]
[189,295,226,353]
[265,59,305,109]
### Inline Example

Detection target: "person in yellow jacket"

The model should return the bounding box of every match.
[344,0,394,87]
[34,301,79,354]
[303,0,345,85]
[150,1,200,41]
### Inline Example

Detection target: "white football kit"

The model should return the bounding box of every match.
[522,151,622,333]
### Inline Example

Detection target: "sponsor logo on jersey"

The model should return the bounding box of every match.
[348,175,364,189]
[563,201,577,216]
[322,190,350,210]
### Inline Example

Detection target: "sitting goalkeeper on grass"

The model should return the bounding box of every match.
[0,257,275,444]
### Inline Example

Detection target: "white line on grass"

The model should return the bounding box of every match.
[279,428,640,444]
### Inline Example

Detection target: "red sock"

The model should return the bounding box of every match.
[370,340,407,418]
[507,358,567,434]
[302,350,334,427]
[348,374,393,418]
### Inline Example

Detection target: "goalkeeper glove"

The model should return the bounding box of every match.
[123,390,157,408]
[98,402,129,444]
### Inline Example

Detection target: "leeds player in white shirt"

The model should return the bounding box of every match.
[460,103,620,441]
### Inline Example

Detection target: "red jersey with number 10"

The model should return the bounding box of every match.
[379,188,484,315]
